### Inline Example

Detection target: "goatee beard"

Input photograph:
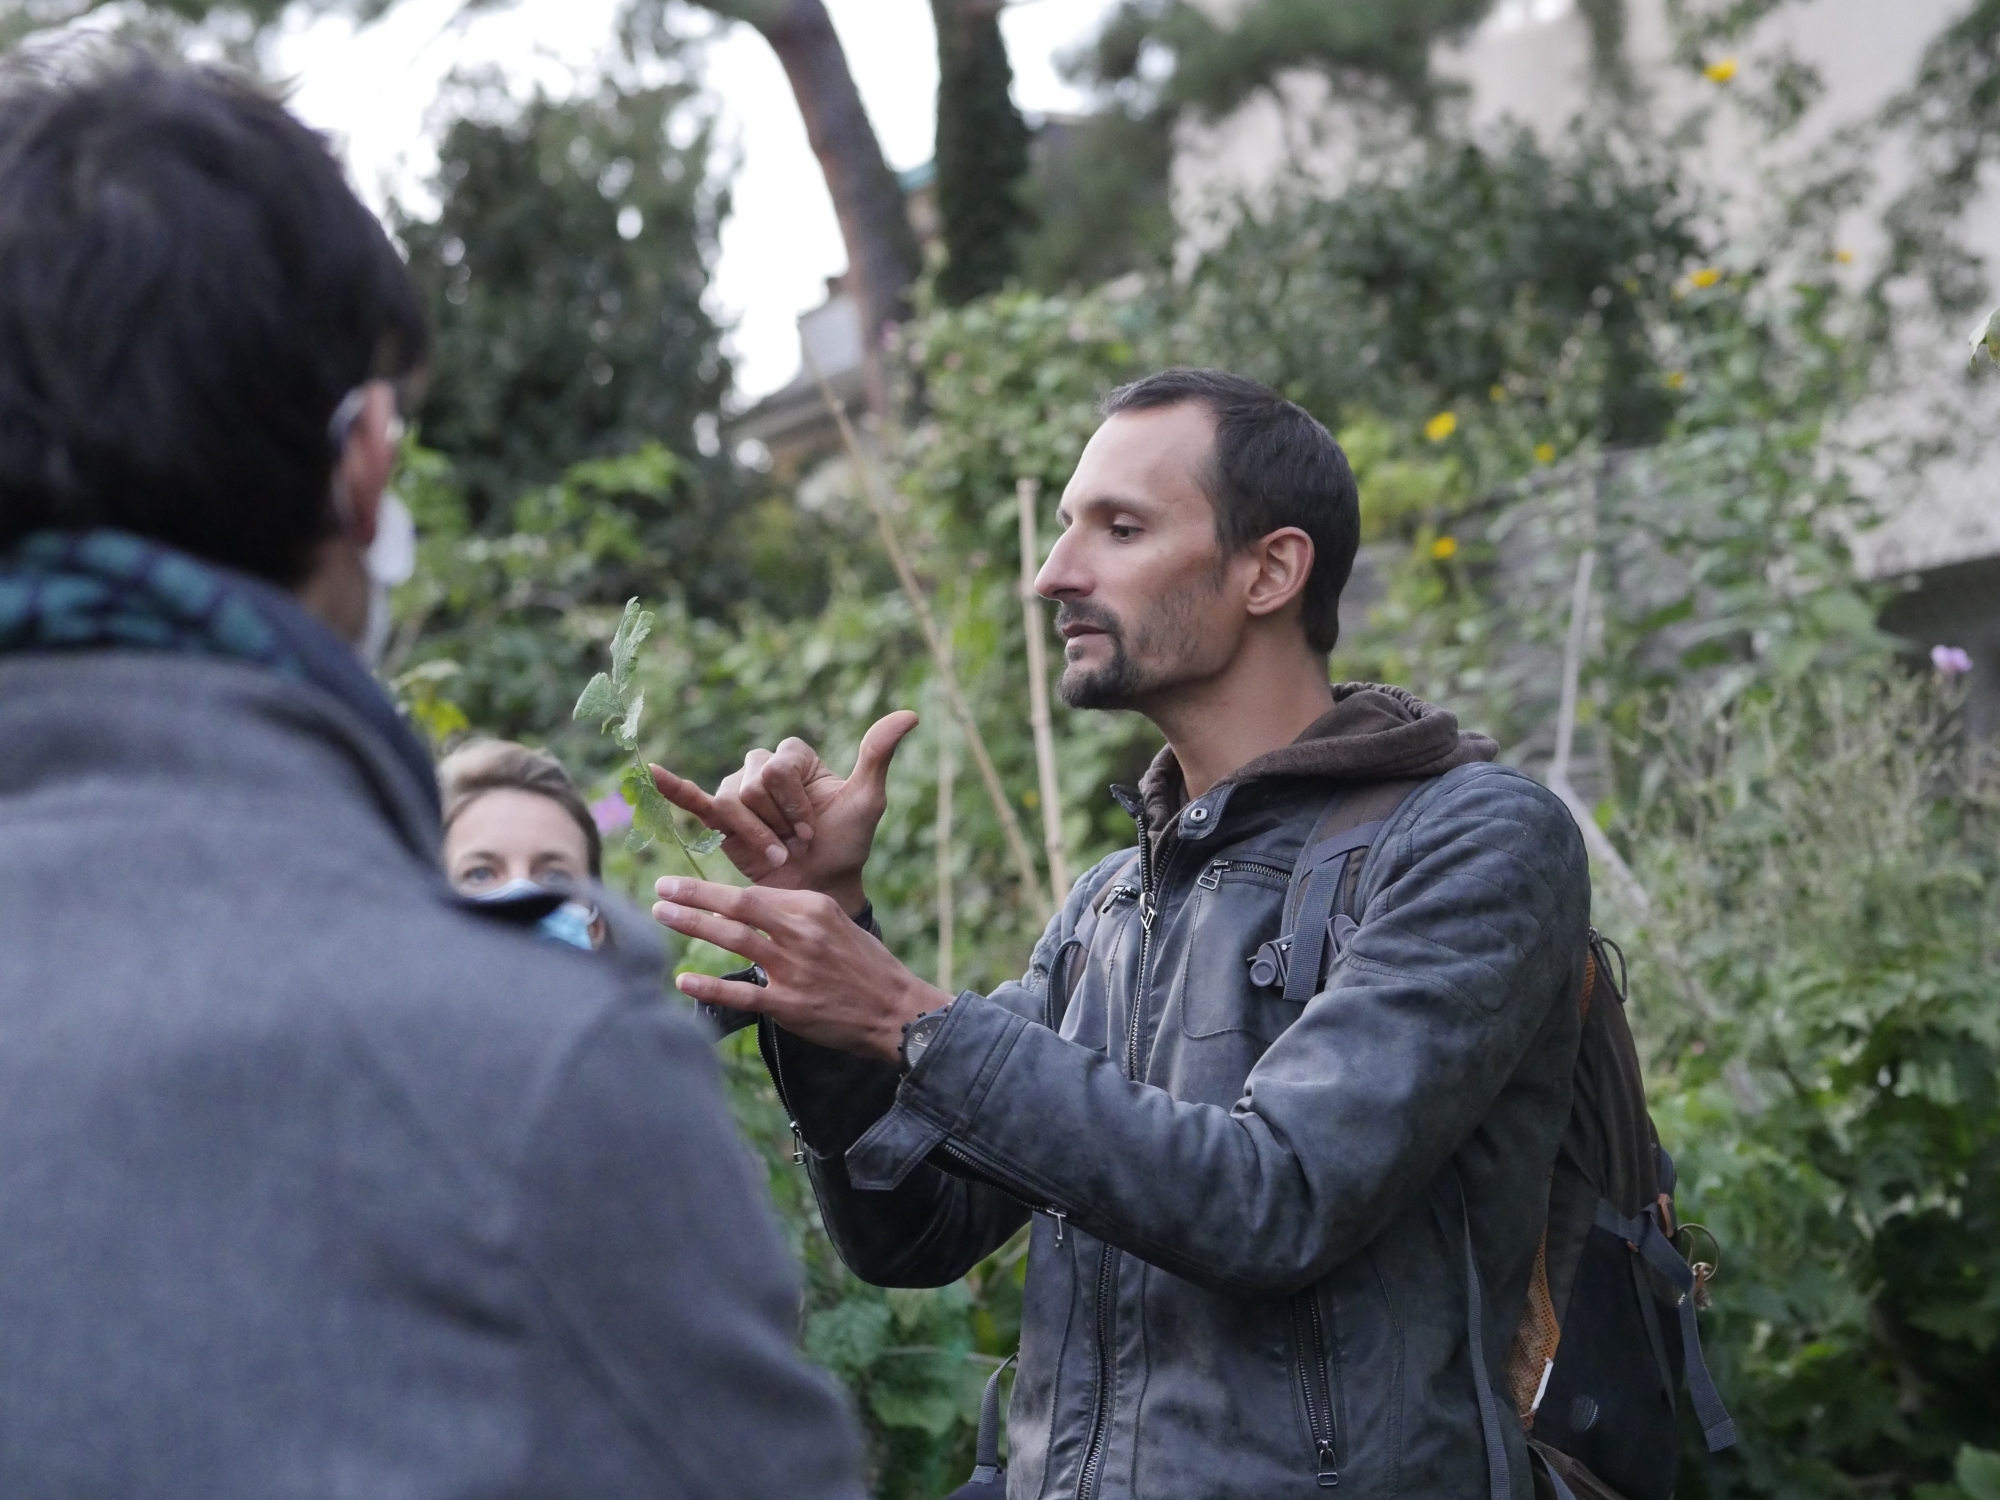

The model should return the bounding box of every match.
[1059,650,1146,710]
[1054,601,1144,710]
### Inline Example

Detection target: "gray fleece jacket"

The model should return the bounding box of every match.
[766,684,1591,1500]
[0,651,866,1500]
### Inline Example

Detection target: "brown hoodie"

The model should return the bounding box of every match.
[1137,680,1501,831]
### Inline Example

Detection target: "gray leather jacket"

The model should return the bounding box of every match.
[768,686,1590,1499]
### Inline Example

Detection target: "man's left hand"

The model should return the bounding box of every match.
[656,878,952,1066]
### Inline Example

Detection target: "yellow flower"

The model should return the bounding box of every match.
[1489,384,1507,401]
[1703,57,1739,83]
[1431,536,1459,560]
[1834,247,1854,264]
[1665,370,1687,390]
[1533,442,1557,464]
[1689,267,1722,289]
[1424,411,1458,442]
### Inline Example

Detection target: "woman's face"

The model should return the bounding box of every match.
[444,788,593,896]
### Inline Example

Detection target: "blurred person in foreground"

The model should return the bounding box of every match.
[649,370,1590,1498]
[440,739,609,949]
[0,57,863,1499]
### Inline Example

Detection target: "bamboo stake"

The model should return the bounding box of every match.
[1547,543,1651,919]
[802,348,1053,920]
[1016,478,1070,902]
[935,620,956,993]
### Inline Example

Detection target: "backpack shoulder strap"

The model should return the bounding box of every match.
[1270,777,1431,1003]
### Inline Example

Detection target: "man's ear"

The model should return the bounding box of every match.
[332,380,399,549]
[1242,527,1316,619]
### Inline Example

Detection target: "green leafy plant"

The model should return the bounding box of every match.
[1915,1445,2000,1500]
[573,598,724,871]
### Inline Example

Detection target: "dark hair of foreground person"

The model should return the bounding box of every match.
[0,56,427,582]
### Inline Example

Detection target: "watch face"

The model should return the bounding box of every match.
[904,1009,946,1069]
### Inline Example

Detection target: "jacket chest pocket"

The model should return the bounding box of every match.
[1054,887,1143,1049]
[1172,860,1296,1042]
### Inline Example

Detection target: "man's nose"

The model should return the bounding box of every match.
[1034,527,1087,602]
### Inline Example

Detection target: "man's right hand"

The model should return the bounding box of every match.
[648,710,918,917]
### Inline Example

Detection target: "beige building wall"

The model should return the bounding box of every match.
[1172,0,2000,586]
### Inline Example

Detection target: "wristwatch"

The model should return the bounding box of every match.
[899,1004,952,1076]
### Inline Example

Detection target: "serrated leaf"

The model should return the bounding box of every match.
[609,597,654,688]
[686,829,725,856]
[631,763,678,841]
[573,672,623,728]
[615,690,644,750]
[623,823,654,853]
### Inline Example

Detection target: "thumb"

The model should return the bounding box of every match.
[850,710,920,794]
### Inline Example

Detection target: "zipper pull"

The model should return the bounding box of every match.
[789,1122,806,1166]
[1045,1208,1067,1244]
[1139,891,1158,932]
[1316,1443,1339,1487]
[1197,861,1228,890]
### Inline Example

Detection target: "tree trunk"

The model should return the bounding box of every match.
[930,0,1032,306]
[712,0,921,415]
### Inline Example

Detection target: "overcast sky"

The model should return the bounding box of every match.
[271,0,1122,403]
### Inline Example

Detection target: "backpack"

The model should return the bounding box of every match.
[948,776,1737,1500]
[1254,780,1738,1500]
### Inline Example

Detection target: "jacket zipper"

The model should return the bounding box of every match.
[1197,858,1293,890]
[1125,800,1161,1081]
[1290,1289,1339,1487]
[1077,797,1165,1500]
[1075,1239,1119,1500]
[757,1018,808,1164]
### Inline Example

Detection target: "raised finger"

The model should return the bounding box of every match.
[654,765,784,874]
[650,895,775,965]
[698,772,790,870]
[647,763,718,820]
[655,876,796,927]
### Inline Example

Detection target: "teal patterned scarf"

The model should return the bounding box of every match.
[0,528,437,817]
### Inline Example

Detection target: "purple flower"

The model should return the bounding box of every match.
[591,792,634,833]
[1932,644,1974,678]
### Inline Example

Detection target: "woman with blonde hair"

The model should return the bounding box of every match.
[438,739,608,948]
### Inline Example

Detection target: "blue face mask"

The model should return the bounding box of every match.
[537,899,599,951]
[469,878,600,951]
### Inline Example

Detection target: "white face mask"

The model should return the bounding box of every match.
[360,491,415,667]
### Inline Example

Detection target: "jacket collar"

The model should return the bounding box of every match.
[1131,682,1499,843]
[0,651,441,864]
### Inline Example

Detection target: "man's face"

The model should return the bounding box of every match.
[1036,403,1241,713]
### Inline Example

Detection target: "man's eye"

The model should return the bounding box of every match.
[1109,524,1137,540]
[459,866,495,886]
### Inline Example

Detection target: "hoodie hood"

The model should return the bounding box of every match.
[1137,682,1498,829]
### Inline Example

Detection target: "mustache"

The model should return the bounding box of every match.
[1053,601,1125,641]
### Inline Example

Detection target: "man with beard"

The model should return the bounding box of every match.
[649,369,1590,1500]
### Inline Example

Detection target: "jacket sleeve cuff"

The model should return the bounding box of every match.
[846,992,1027,1191]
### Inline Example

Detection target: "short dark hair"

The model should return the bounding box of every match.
[438,740,603,879]
[1101,369,1358,655]
[0,56,428,584]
